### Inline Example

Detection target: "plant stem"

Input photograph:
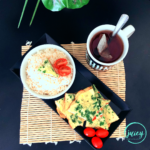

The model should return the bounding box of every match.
[29,0,40,26]
[18,0,28,28]
[66,0,69,8]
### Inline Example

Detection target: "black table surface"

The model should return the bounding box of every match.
[0,0,150,150]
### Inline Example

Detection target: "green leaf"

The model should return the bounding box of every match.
[98,111,102,115]
[91,95,97,101]
[90,111,96,115]
[44,60,48,64]
[78,120,82,124]
[92,84,104,98]
[42,0,90,12]
[100,122,104,126]
[68,94,72,99]
[75,104,83,111]
[76,100,79,103]
[63,0,90,9]
[42,0,65,11]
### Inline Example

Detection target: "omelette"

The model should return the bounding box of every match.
[56,107,66,119]
[55,84,119,130]
[87,104,119,129]
[85,101,109,130]
[92,84,111,107]
[38,59,59,77]
[55,98,66,119]
[92,84,103,99]
[103,105,119,125]
[64,93,75,111]
[86,115,109,130]
[68,87,100,125]
[86,86,119,129]
[55,94,84,129]
[65,93,84,129]
[93,85,119,124]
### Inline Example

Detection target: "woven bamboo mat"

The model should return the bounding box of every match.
[20,43,126,144]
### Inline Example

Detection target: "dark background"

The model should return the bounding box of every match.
[0,0,150,150]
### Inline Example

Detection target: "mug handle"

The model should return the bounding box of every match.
[122,25,135,38]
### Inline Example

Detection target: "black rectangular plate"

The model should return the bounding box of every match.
[11,33,131,150]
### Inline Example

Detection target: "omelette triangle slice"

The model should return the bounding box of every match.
[64,93,75,111]
[86,115,109,130]
[93,85,119,124]
[56,107,66,119]
[87,103,119,130]
[93,84,111,107]
[38,59,59,77]
[85,103,109,130]
[68,87,100,123]
[64,93,84,129]
[92,84,104,99]
[67,112,85,129]
[98,98,111,108]
[55,98,66,119]
[103,105,119,125]
[85,85,113,129]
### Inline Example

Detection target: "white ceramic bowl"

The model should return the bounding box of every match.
[20,44,76,99]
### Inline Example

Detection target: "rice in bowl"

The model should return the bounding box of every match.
[26,48,73,96]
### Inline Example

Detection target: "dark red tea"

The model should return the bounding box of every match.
[90,30,124,63]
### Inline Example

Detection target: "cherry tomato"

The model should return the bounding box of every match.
[96,128,109,138]
[91,137,103,149]
[84,128,95,137]
[54,58,68,69]
[58,66,71,76]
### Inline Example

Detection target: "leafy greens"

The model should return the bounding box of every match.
[42,0,90,11]
[18,0,90,28]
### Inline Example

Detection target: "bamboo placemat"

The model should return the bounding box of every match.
[20,43,126,144]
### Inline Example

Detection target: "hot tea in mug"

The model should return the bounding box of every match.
[90,30,124,63]
[86,24,135,71]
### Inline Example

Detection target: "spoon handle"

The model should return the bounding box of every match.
[112,14,129,37]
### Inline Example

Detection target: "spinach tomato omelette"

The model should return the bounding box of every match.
[55,85,119,129]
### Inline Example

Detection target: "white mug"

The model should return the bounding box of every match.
[86,24,135,71]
